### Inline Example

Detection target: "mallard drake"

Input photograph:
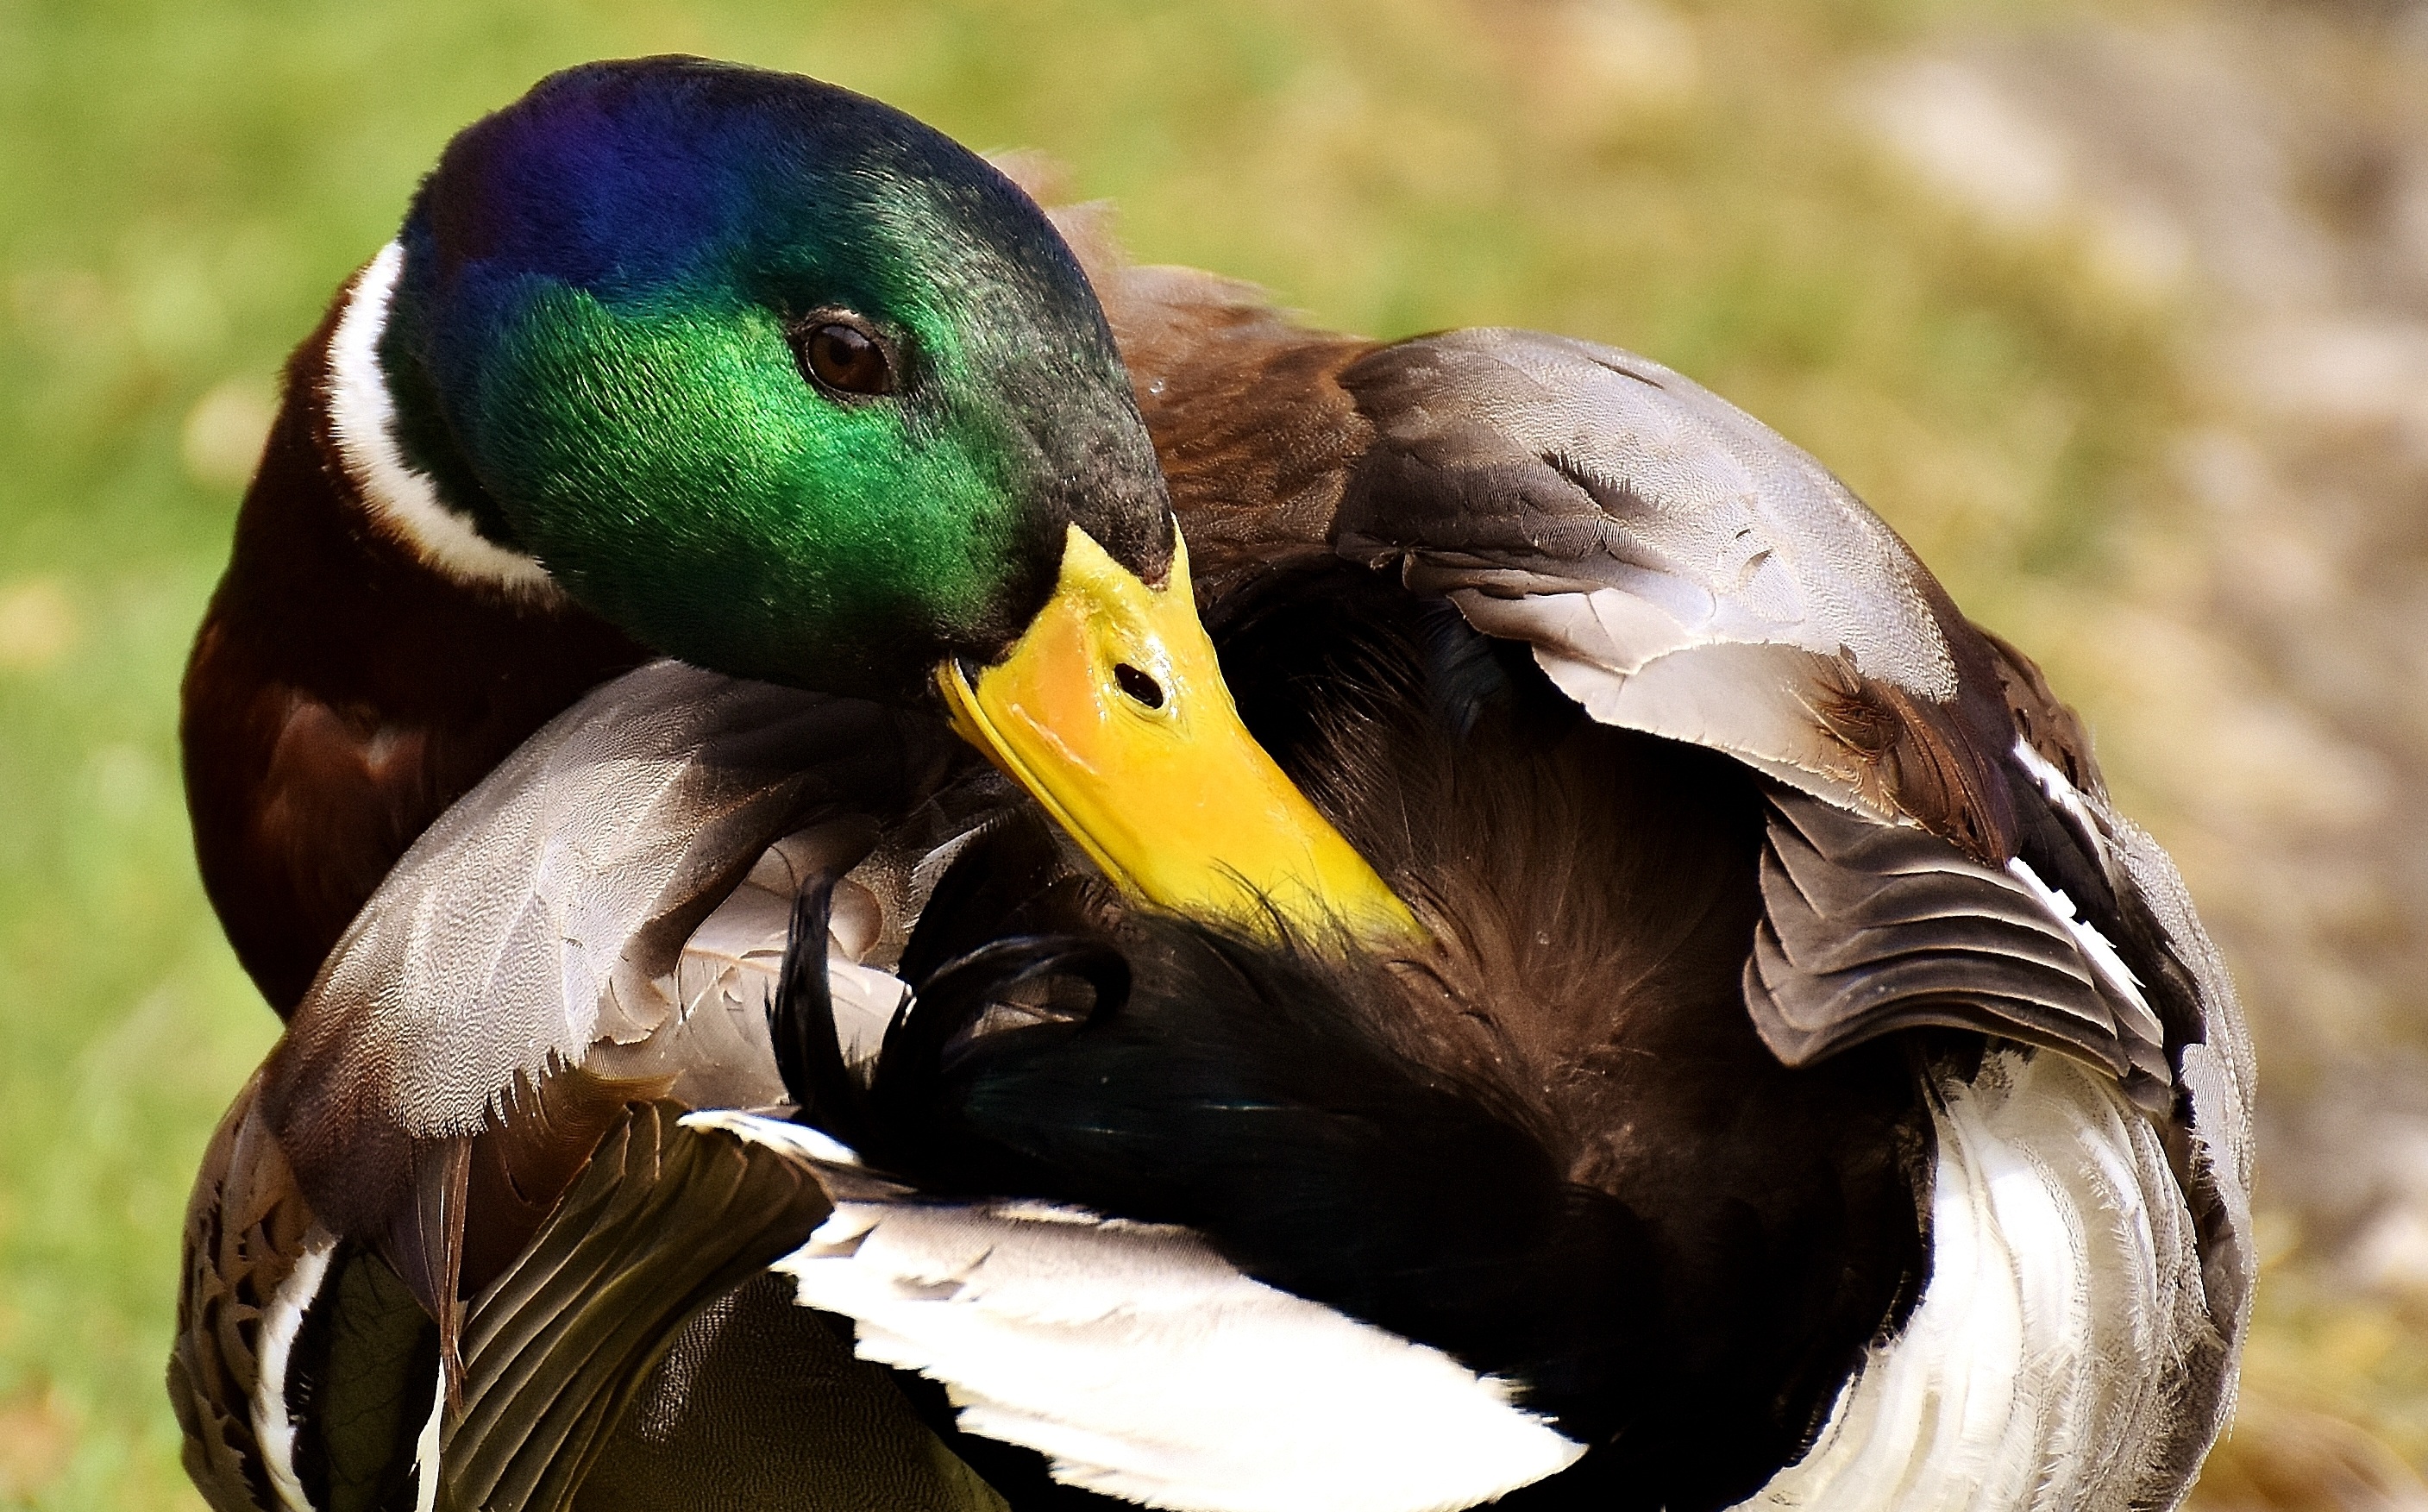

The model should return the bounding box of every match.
[171,56,2255,1512]
[179,55,1402,1020]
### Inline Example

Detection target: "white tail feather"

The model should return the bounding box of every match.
[1741,1050,2218,1512]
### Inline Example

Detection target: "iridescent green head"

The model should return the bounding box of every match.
[375,56,1170,695]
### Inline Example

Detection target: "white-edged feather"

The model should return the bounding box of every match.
[689,1107,1583,1512]
[1741,1049,2219,1512]
[324,242,558,599]
[1998,737,2162,1026]
[681,1107,864,1168]
[411,1355,443,1512]
[250,1227,339,1512]
[2083,796,2259,1388]
[2007,737,2103,844]
[2002,856,2154,1026]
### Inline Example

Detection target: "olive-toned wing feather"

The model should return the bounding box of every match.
[574,1274,1011,1512]
[177,1086,994,1511]
[438,1101,994,1512]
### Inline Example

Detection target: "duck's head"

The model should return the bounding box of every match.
[347,57,1410,938]
[376,56,1157,690]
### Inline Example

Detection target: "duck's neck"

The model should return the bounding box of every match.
[183,255,645,1017]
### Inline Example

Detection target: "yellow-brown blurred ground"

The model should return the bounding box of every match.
[1,1,2419,1507]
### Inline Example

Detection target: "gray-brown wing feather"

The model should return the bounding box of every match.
[270,662,950,1145]
[1331,328,1950,684]
[260,662,960,1300]
[1331,329,1987,816]
[1747,788,2171,1102]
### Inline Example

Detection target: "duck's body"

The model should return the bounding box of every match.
[172,60,2252,1512]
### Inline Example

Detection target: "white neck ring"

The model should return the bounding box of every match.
[323,241,560,599]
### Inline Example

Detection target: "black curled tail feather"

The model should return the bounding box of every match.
[880,936,1130,1088]
[894,811,1089,991]
[767,874,875,1147]
[866,933,1133,1176]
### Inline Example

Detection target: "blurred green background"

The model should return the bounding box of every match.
[7,0,2427,1507]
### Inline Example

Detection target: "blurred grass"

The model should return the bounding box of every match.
[0,0,2209,1507]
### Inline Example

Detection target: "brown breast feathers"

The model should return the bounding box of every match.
[181,297,643,1017]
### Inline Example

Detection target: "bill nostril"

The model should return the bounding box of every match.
[1114,662,1165,709]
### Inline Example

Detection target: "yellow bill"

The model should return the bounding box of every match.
[938,524,1419,944]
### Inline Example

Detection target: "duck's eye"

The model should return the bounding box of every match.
[794,318,895,398]
[1114,662,1165,710]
